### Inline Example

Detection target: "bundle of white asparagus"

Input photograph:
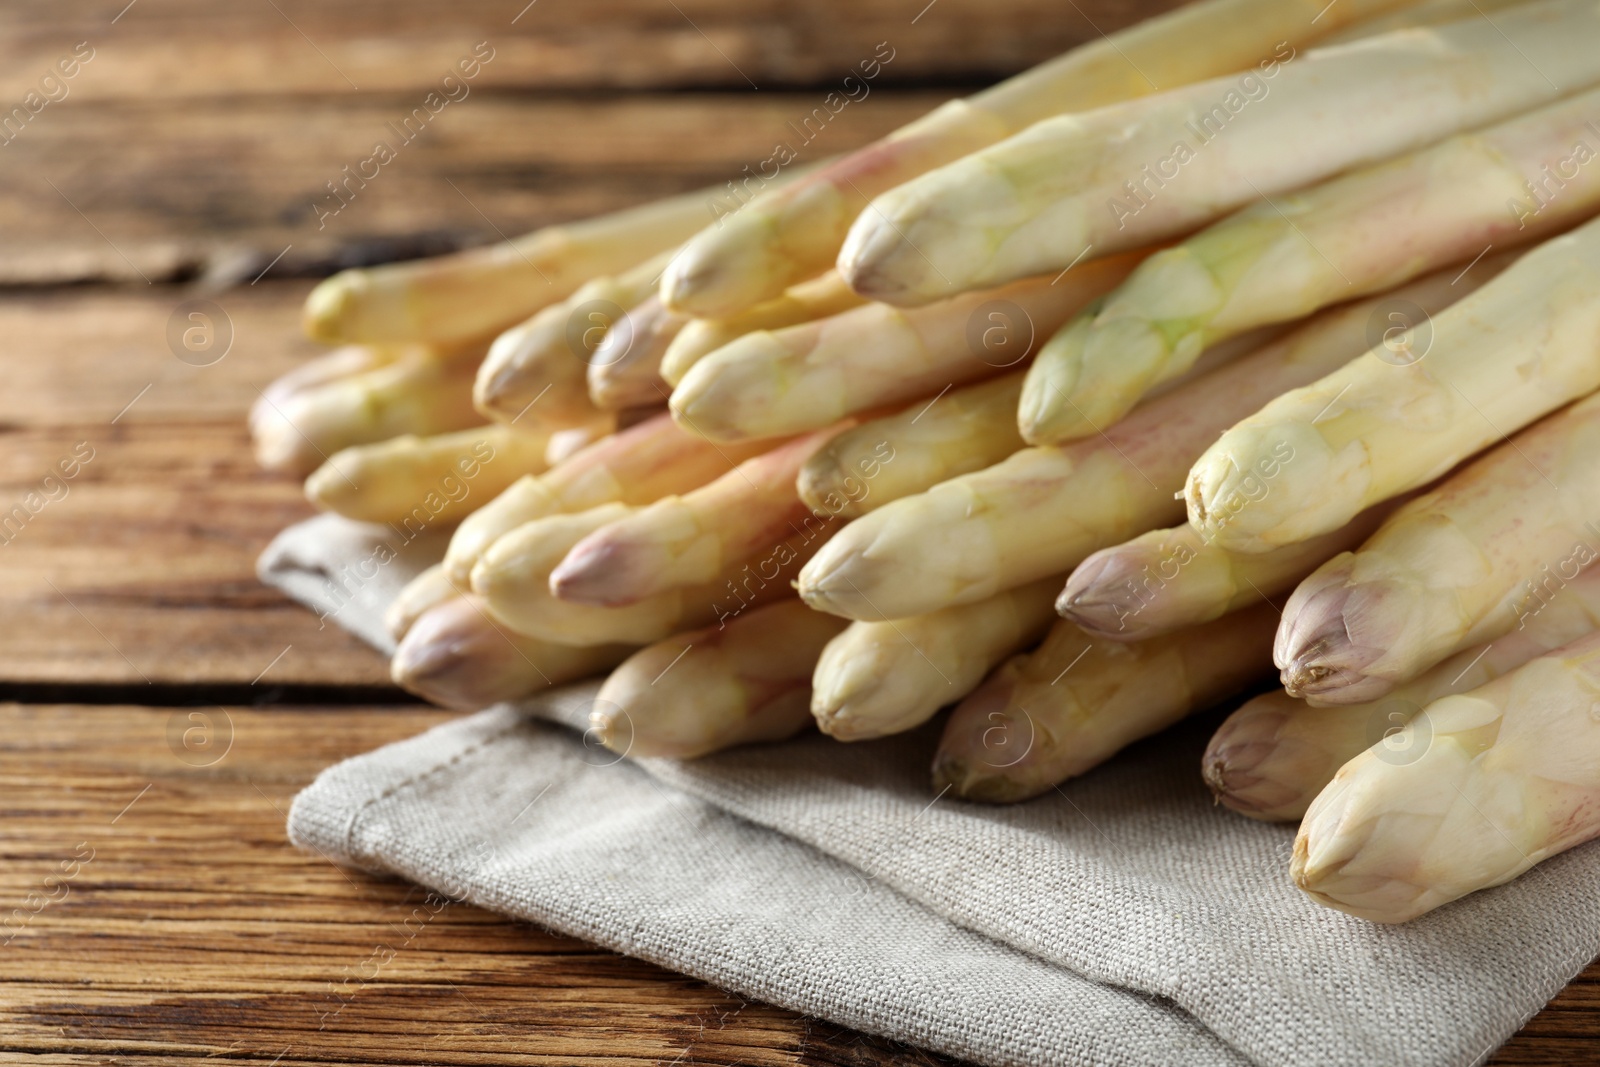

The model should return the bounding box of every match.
[257,0,1600,925]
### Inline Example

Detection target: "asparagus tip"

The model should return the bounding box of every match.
[302,460,345,512]
[931,753,1042,804]
[837,214,915,303]
[548,535,638,607]
[1015,380,1088,447]
[389,601,497,710]
[587,702,633,756]
[1200,718,1287,819]
[1276,557,1398,705]
[658,245,717,317]
[812,698,890,743]
[1055,587,1147,640]
[303,272,359,344]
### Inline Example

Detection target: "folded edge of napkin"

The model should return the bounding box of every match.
[287,701,1251,1067]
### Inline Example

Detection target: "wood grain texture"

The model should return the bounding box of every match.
[0,419,390,686]
[0,702,1594,1065]
[0,92,938,285]
[0,0,1186,100]
[0,0,1180,287]
[2,0,1597,1060]
[0,703,957,1067]
[0,281,389,685]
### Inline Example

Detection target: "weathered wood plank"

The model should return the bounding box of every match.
[4,1,1598,1059]
[0,703,957,1066]
[0,0,1184,100]
[1,92,941,284]
[0,702,1594,1065]
[0,419,391,686]
[0,281,323,426]
[0,280,394,686]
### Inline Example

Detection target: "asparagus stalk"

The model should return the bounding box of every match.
[1276,394,1600,706]
[252,343,393,432]
[1058,502,1396,641]
[1317,0,1532,40]
[384,562,465,643]
[585,295,686,411]
[304,425,552,526]
[1293,627,1600,922]
[1019,83,1600,444]
[591,600,848,759]
[442,412,768,583]
[669,254,1142,442]
[798,373,1024,520]
[933,603,1280,803]
[1187,216,1600,553]
[661,272,866,387]
[473,248,678,428]
[1204,567,1600,822]
[811,578,1060,742]
[391,594,632,709]
[660,0,1417,319]
[252,346,398,474]
[549,430,834,607]
[798,261,1498,622]
[303,185,721,346]
[473,506,822,646]
[252,351,482,476]
[841,0,1600,306]
[791,319,1282,521]
[543,418,616,466]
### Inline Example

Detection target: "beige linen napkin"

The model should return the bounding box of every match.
[264,514,1600,1067]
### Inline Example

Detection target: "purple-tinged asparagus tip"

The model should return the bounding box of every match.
[1276,554,1394,706]
[548,534,639,608]
[391,599,522,710]
[1056,550,1157,640]
[1201,701,1302,820]
[930,671,1051,804]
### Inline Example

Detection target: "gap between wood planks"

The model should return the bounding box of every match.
[0,681,424,707]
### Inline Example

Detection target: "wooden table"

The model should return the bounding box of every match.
[1,2,1594,1063]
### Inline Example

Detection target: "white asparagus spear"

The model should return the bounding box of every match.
[793,321,1285,521]
[659,0,1418,319]
[933,603,1280,803]
[1318,0,1534,39]
[384,562,465,643]
[798,260,1502,622]
[304,185,721,345]
[1059,502,1397,641]
[305,425,552,526]
[473,248,678,428]
[252,352,482,476]
[661,272,867,387]
[811,578,1060,742]
[1293,627,1600,923]
[252,346,399,475]
[391,594,632,709]
[473,505,823,647]
[591,600,848,759]
[1019,83,1600,444]
[543,418,616,466]
[798,374,1023,521]
[442,412,769,584]
[1203,566,1600,822]
[549,431,833,607]
[840,1,1600,306]
[586,295,687,411]
[1187,216,1600,553]
[251,345,394,444]
[668,254,1142,442]
[1275,394,1600,705]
